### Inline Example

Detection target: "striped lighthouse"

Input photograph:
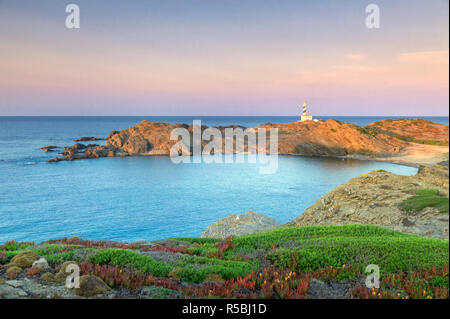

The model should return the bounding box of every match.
[301,101,313,121]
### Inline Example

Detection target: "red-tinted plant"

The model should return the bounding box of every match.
[26,267,42,277]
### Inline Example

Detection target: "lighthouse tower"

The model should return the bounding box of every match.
[300,102,313,121]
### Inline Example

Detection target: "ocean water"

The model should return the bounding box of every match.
[0,116,447,244]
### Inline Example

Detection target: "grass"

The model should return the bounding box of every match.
[399,189,449,213]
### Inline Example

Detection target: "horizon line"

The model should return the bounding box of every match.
[0,115,448,118]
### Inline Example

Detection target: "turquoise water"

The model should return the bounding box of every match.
[0,116,444,243]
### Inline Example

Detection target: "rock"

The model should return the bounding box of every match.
[32,258,50,270]
[47,143,128,163]
[40,146,59,152]
[75,275,111,297]
[47,157,62,163]
[107,130,120,139]
[6,266,22,275]
[74,137,103,142]
[64,143,86,152]
[40,272,56,282]
[53,272,68,283]
[5,280,23,288]
[10,250,39,268]
[290,163,449,239]
[140,286,182,299]
[307,278,352,299]
[11,250,38,262]
[0,284,27,298]
[201,211,282,238]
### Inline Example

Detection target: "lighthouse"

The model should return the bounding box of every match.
[300,102,313,121]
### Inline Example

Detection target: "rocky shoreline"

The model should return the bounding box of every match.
[41,118,449,166]
[37,118,449,240]
[2,118,445,299]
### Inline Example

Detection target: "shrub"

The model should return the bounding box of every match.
[45,251,75,264]
[88,249,172,277]
[0,252,6,264]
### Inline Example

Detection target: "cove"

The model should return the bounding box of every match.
[0,155,417,244]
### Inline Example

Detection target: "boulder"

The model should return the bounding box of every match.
[53,271,68,283]
[40,272,56,282]
[32,258,50,271]
[10,250,39,268]
[0,284,27,298]
[75,275,111,297]
[201,211,282,238]
[6,266,22,275]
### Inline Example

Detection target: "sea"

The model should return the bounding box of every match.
[0,116,448,244]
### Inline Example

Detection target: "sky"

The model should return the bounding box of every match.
[0,0,448,116]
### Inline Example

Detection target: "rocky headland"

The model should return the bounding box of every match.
[43,118,449,166]
[289,161,449,239]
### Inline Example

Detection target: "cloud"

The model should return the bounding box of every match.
[398,50,449,65]
[344,54,365,61]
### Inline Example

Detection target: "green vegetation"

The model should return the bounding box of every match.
[399,189,449,213]
[88,248,172,277]
[175,255,253,282]
[178,225,449,278]
[356,126,378,137]
[1,225,448,299]
[224,225,447,276]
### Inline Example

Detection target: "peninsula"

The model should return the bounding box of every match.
[44,118,449,167]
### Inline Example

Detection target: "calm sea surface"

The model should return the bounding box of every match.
[0,116,447,243]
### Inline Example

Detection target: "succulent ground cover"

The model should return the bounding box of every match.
[1,225,448,299]
[399,189,449,213]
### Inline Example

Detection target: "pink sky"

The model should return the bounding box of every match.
[0,0,448,116]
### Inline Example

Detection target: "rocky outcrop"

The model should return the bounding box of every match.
[42,118,449,164]
[75,275,111,297]
[106,121,189,155]
[74,137,103,142]
[5,251,39,274]
[201,211,282,238]
[289,163,449,239]
[0,282,28,298]
[40,146,59,152]
[47,143,128,163]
